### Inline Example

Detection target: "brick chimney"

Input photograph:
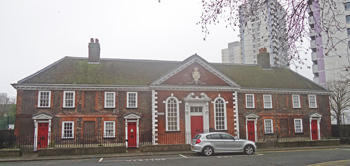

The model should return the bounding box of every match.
[257,48,270,69]
[88,38,100,64]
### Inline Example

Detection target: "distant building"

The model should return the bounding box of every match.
[235,0,289,66]
[308,1,350,86]
[221,41,241,64]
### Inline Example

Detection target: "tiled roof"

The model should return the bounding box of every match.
[18,56,325,91]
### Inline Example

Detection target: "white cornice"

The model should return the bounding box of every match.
[12,84,150,91]
[238,88,332,95]
[12,83,331,95]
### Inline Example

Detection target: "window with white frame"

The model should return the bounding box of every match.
[308,95,317,108]
[38,91,51,108]
[246,94,255,108]
[214,97,227,130]
[104,121,115,138]
[62,121,74,139]
[63,91,75,108]
[165,97,180,131]
[292,94,301,108]
[263,95,272,109]
[264,119,273,134]
[294,119,303,133]
[127,92,138,108]
[104,92,115,108]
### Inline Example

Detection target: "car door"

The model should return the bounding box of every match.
[206,134,225,152]
[221,134,242,152]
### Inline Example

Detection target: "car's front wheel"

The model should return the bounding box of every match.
[202,146,214,156]
[244,145,254,155]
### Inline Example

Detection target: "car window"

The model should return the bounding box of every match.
[206,134,221,139]
[221,134,234,139]
[193,134,201,139]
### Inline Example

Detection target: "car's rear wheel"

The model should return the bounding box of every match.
[202,146,214,156]
[244,145,254,155]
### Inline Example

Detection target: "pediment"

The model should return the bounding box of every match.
[33,113,53,120]
[245,113,259,119]
[124,113,141,119]
[309,112,322,118]
[151,54,240,87]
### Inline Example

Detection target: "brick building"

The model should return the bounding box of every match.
[12,39,332,151]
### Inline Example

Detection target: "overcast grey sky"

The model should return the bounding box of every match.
[0,0,312,98]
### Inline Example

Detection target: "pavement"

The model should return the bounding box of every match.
[1,145,350,166]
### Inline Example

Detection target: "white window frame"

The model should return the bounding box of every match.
[294,119,303,133]
[104,92,116,108]
[264,119,274,134]
[292,94,301,108]
[165,96,180,131]
[104,121,116,138]
[63,91,75,108]
[127,92,138,108]
[38,91,51,108]
[246,94,255,108]
[61,121,74,139]
[214,97,227,130]
[263,94,272,109]
[308,95,317,108]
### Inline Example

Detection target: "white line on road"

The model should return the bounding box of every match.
[98,158,103,162]
[179,154,188,158]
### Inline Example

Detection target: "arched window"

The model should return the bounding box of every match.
[214,97,227,130]
[165,96,180,131]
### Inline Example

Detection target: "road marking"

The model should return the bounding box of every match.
[341,149,350,151]
[98,158,103,162]
[179,154,188,158]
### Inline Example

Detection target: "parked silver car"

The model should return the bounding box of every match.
[191,132,256,156]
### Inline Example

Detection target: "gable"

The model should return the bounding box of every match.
[151,55,240,87]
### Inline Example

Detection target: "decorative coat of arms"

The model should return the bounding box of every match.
[187,66,205,85]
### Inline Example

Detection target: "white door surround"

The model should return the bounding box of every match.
[124,113,141,148]
[245,113,259,142]
[184,93,211,144]
[309,113,322,140]
[32,113,52,151]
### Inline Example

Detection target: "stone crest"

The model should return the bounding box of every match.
[187,66,205,85]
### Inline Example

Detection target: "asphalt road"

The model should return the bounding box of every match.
[2,147,350,166]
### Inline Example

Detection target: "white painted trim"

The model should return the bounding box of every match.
[33,114,52,151]
[12,84,331,95]
[150,55,240,87]
[263,94,273,109]
[151,90,158,145]
[308,94,318,108]
[309,113,322,140]
[245,119,258,142]
[292,94,301,108]
[37,91,51,108]
[127,92,138,108]
[103,121,116,138]
[164,94,181,131]
[104,92,116,108]
[245,94,255,108]
[184,93,211,144]
[212,95,228,130]
[124,114,141,148]
[233,92,239,138]
[61,121,74,139]
[294,119,303,133]
[63,91,75,108]
[264,119,274,134]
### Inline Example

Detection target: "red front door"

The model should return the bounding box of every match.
[128,122,137,148]
[311,120,318,140]
[247,121,255,142]
[191,116,203,139]
[37,123,49,149]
